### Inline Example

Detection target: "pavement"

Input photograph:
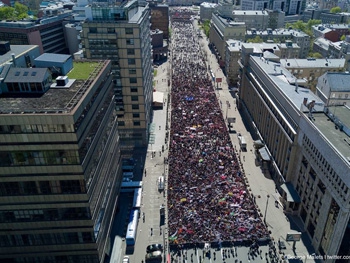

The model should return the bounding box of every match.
[109,15,319,263]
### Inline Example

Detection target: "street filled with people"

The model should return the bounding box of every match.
[167,16,269,246]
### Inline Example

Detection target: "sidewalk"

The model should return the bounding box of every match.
[193,19,318,262]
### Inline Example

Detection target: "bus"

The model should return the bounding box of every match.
[121,181,143,193]
[125,209,139,246]
[132,188,142,209]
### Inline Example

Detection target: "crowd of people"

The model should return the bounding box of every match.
[167,20,269,246]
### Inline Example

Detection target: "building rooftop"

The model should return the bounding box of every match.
[200,2,217,8]
[4,68,48,83]
[312,107,350,160]
[323,72,350,92]
[232,10,269,16]
[0,45,38,66]
[251,55,325,114]
[216,14,246,27]
[0,60,107,114]
[280,58,345,68]
[314,37,331,48]
[246,28,309,38]
[35,53,71,63]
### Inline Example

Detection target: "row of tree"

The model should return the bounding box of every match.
[0,2,28,20]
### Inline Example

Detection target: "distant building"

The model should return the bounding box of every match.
[149,2,169,39]
[312,24,350,42]
[231,10,269,30]
[327,40,350,70]
[280,58,346,92]
[245,28,310,58]
[316,72,350,106]
[200,2,218,21]
[209,13,246,66]
[0,60,122,263]
[0,8,72,54]
[0,43,40,68]
[240,0,306,15]
[313,37,331,58]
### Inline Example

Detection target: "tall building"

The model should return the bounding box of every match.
[240,0,306,15]
[81,0,153,148]
[0,60,122,263]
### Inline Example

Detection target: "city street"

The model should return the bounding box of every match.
[110,8,318,263]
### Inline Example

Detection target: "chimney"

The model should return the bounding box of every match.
[303,97,308,106]
[11,53,16,67]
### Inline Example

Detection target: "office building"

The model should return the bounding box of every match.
[0,60,122,263]
[240,0,306,15]
[200,2,218,21]
[81,0,153,148]
[231,10,269,30]
[237,52,350,261]
[0,8,72,54]
[149,2,169,39]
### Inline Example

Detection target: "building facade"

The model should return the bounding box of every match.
[0,60,122,263]
[237,52,350,261]
[81,0,153,148]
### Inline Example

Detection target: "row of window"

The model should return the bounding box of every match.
[0,150,80,167]
[0,231,95,247]
[8,254,99,263]
[118,121,141,126]
[0,179,85,196]
[0,124,75,134]
[0,207,90,223]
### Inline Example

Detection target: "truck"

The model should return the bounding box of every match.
[237,133,247,150]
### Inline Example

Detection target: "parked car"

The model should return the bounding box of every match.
[146,244,163,253]
[123,256,129,263]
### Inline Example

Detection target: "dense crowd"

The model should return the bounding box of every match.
[167,20,269,246]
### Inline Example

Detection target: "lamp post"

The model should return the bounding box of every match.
[264,194,270,225]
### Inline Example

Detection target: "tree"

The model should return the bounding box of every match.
[201,20,211,38]
[309,52,323,58]
[330,6,342,13]
[0,6,15,20]
[340,35,346,41]
[14,2,28,20]
[247,36,263,43]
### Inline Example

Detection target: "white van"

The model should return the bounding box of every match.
[158,176,164,191]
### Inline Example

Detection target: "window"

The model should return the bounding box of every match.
[107,28,115,33]
[130,78,137,84]
[131,96,138,101]
[118,121,125,126]
[134,121,141,126]
[132,105,139,110]
[89,27,97,33]
[129,69,136,74]
[126,39,134,45]
[133,113,140,118]
[130,87,138,93]
[128,58,135,65]
[125,28,133,34]
[127,49,135,55]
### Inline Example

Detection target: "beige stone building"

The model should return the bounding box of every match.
[280,58,346,92]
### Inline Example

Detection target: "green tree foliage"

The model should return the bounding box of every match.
[285,19,321,37]
[0,6,15,20]
[308,52,323,58]
[247,36,263,43]
[201,20,210,38]
[330,6,342,13]
[340,34,346,41]
[0,2,28,20]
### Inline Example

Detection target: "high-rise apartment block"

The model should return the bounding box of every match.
[81,0,153,148]
[0,59,122,263]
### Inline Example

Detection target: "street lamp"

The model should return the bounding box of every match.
[264,194,270,225]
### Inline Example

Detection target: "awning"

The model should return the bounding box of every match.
[153,91,164,108]
[281,182,301,203]
[258,146,270,161]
